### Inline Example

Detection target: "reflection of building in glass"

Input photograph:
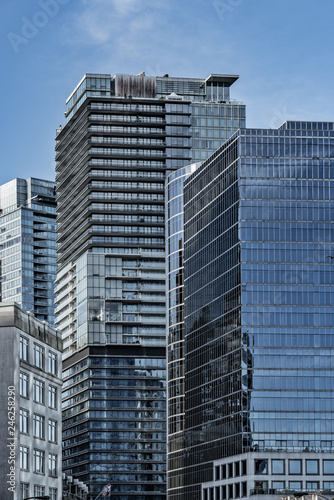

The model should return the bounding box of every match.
[165,163,201,496]
[181,122,334,499]
[56,72,245,500]
[0,178,57,326]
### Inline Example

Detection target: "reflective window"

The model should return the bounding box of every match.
[48,385,57,409]
[34,485,45,497]
[20,372,29,398]
[33,449,45,474]
[272,459,284,474]
[289,481,302,491]
[33,414,45,439]
[20,483,29,500]
[20,336,28,361]
[306,481,319,491]
[20,409,29,434]
[306,460,318,474]
[272,481,285,490]
[33,378,44,404]
[48,351,57,375]
[49,488,57,500]
[48,453,57,476]
[33,343,44,369]
[324,460,334,475]
[48,419,57,443]
[289,460,302,474]
[20,446,29,471]
[254,459,268,474]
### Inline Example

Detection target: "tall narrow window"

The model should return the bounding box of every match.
[20,446,29,471]
[20,336,29,361]
[48,385,57,409]
[20,372,29,398]
[33,378,45,404]
[48,419,57,443]
[33,414,45,439]
[33,449,45,474]
[34,343,44,369]
[48,351,57,375]
[20,409,29,434]
[34,485,45,497]
[49,488,57,500]
[48,453,57,476]
[20,482,29,500]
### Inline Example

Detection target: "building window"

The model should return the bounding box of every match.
[321,440,331,450]
[254,459,268,474]
[20,446,29,471]
[33,449,45,474]
[33,414,45,439]
[34,343,44,369]
[289,481,302,491]
[33,378,45,404]
[272,459,285,474]
[20,336,29,361]
[20,372,29,398]
[20,482,29,500]
[34,485,45,497]
[48,419,57,443]
[48,385,57,409]
[241,460,247,475]
[49,488,57,500]
[241,482,247,497]
[254,480,268,493]
[48,453,57,476]
[20,408,29,434]
[324,481,334,490]
[272,481,285,491]
[324,460,334,475]
[289,460,302,474]
[48,350,57,375]
[306,481,319,491]
[306,460,319,475]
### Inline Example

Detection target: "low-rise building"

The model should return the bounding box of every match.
[0,302,62,500]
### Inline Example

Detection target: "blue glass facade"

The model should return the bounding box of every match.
[165,163,201,496]
[0,178,57,326]
[62,349,166,499]
[181,122,334,499]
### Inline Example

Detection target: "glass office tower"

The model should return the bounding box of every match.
[165,163,201,497]
[0,178,57,326]
[55,72,245,500]
[181,122,334,500]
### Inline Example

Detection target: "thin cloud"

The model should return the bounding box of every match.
[66,0,168,46]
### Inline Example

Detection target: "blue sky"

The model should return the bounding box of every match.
[1,0,334,184]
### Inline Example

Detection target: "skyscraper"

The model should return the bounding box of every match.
[0,178,57,326]
[165,162,201,497]
[179,122,334,499]
[55,72,245,499]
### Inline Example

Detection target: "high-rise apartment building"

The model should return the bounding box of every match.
[55,72,245,499]
[0,178,57,326]
[176,122,334,500]
[0,302,62,500]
